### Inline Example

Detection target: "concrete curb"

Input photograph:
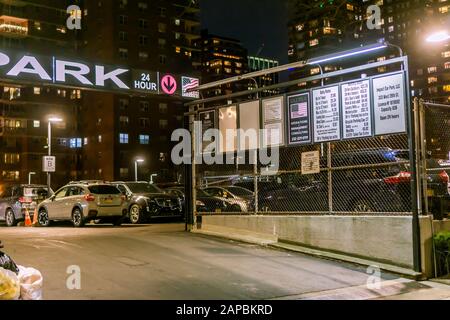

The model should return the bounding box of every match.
[193,225,424,280]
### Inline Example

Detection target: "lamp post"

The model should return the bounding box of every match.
[47,117,63,193]
[134,158,144,182]
[28,172,36,185]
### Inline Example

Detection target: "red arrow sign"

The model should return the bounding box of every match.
[161,75,177,95]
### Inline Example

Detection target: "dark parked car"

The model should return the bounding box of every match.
[236,148,450,213]
[112,182,183,224]
[202,186,255,212]
[164,187,229,213]
[0,184,51,227]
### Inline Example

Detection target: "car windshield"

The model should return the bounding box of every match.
[225,187,253,196]
[88,185,121,195]
[126,183,162,194]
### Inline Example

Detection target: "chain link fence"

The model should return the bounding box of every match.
[194,126,413,216]
[420,101,450,220]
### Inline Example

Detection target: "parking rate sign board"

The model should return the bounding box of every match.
[341,79,372,139]
[373,73,406,136]
[313,86,341,143]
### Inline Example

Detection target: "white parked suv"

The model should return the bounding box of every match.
[37,182,128,227]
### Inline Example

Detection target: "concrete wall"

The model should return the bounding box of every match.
[200,215,416,269]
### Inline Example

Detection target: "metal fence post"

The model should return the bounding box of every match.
[418,99,429,215]
[253,149,259,215]
[410,96,422,272]
[327,142,333,214]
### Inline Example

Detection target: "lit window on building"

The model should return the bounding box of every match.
[159,103,168,114]
[442,51,450,58]
[33,120,40,128]
[445,62,450,70]
[58,89,66,98]
[70,138,82,149]
[119,116,129,126]
[84,138,88,145]
[444,85,450,92]
[428,66,438,73]
[2,171,19,181]
[346,4,354,11]
[158,23,167,33]
[159,153,168,162]
[119,0,128,9]
[295,24,304,31]
[119,48,128,59]
[139,118,150,128]
[428,77,438,84]
[4,153,20,164]
[429,87,438,94]
[174,19,181,26]
[410,80,415,87]
[98,135,102,143]
[138,2,148,11]
[175,33,181,40]
[139,51,149,61]
[159,119,168,129]
[4,87,21,100]
[119,133,129,144]
[139,135,150,145]
[388,26,394,33]
[309,39,319,47]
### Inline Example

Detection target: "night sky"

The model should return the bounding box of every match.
[200,0,289,64]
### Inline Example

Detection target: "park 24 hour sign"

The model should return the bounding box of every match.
[0,49,200,98]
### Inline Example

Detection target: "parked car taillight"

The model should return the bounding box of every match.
[84,194,96,202]
[384,171,412,184]
[18,197,32,203]
[439,171,449,184]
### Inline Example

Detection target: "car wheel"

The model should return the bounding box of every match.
[113,217,123,227]
[352,200,374,213]
[5,209,17,227]
[129,204,143,224]
[72,208,85,228]
[230,204,242,212]
[38,209,50,227]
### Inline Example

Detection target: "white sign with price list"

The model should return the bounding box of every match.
[43,156,56,173]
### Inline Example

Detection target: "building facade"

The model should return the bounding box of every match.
[0,0,82,188]
[0,0,201,190]
[79,0,200,184]
[247,55,280,96]
[195,31,249,98]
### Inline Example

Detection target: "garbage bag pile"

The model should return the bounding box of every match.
[0,241,43,300]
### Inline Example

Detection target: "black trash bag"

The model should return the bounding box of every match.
[0,251,19,274]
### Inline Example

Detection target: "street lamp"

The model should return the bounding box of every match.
[28,172,36,185]
[150,174,158,184]
[134,158,144,182]
[47,117,63,193]
[426,31,450,43]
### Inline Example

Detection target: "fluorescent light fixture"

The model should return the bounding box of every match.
[136,159,145,163]
[426,31,450,43]
[307,43,388,65]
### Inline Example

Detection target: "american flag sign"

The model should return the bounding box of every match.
[182,76,200,98]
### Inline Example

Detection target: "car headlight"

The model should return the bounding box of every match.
[196,200,205,206]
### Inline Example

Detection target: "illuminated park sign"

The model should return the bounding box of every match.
[0,49,199,98]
